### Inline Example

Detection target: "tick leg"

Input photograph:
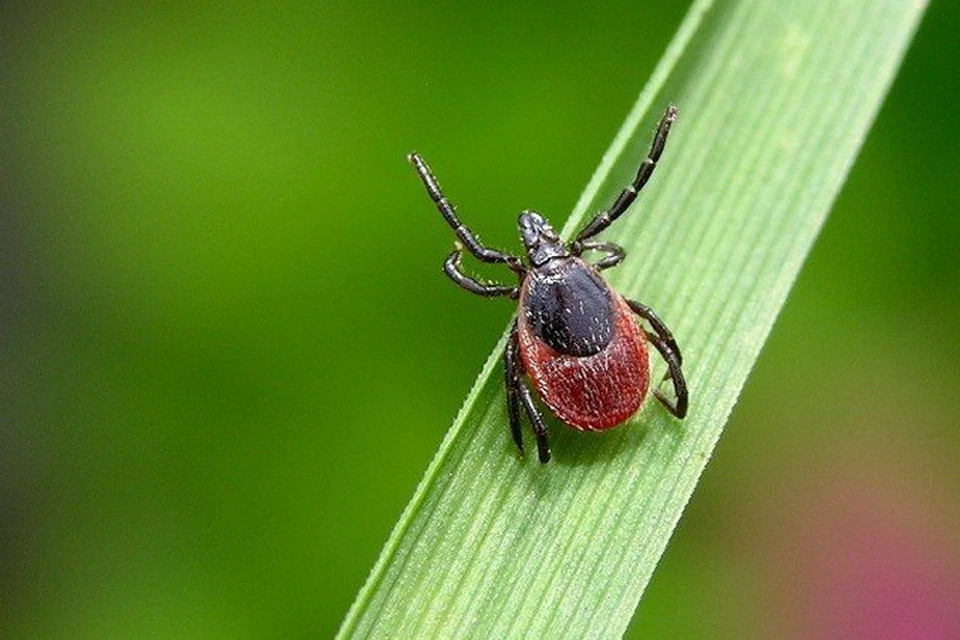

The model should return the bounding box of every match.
[409,152,524,273]
[445,247,519,298]
[643,330,688,419]
[506,321,551,463]
[575,105,678,243]
[572,240,625,271]
[626,299,682,365]
[519,383,551,463]
[626,297,687,418]
[505,322,524,453]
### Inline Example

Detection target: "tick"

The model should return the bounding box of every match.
[409,105,687,463]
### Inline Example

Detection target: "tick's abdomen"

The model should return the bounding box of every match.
[519,258,649,431]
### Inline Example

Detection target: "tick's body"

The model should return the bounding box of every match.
[411,105,687,462]
[518,257,649,431]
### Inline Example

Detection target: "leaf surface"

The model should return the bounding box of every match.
[339,1,928,637]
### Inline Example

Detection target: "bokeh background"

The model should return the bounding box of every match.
[2,1,958,637]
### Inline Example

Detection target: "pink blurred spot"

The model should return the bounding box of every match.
[769,466,960,640]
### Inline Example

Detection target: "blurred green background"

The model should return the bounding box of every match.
[2,1,958,638]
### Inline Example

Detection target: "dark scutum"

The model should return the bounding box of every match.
[523,259,614,357]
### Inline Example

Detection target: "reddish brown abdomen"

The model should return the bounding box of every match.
[518,264,649,431]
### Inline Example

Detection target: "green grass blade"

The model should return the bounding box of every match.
[339,0,927,637]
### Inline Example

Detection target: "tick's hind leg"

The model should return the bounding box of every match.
[505,322,524,453]
[645,331,688,419]
[627,299,682,365]
[506,321,551,463]
[626,298,688,419]
[520,384,551,463]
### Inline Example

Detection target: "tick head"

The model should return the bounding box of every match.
[519,210,568,267]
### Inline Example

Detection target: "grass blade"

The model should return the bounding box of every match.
[339,0,927,637]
